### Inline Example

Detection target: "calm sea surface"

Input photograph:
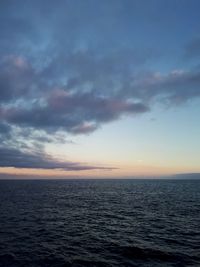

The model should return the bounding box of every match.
[0,179,200,267]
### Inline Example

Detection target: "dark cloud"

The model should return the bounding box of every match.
[0,122,10,134]
[0,56,37,103]
[0,90,149,134]
[1,51,199,140]
[0,122,11,142]
[123,70,200,104]
[0,146,114,171]
[184,37,200,59]
[0,37,199,142]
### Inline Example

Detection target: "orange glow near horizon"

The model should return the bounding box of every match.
[1,163,199,179]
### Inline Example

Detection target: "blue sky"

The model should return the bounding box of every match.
[0,0,200,177]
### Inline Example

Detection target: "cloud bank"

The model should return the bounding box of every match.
[0,147,114,171]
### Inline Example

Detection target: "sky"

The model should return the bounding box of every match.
[0,0,200,178]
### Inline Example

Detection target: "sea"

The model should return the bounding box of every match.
[0,178,200,267]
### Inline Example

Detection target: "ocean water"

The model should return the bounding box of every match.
[0,179,200,267]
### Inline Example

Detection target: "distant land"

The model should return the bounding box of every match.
[172,173,200,179]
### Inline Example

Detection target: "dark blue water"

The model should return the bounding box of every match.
[0,179,200,267]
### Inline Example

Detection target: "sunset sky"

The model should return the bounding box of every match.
[0,0,200,178]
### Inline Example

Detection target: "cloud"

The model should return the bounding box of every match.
[0,55,37,103]
[0,46,200,143]
[0,89,149,134]
[184,37,200,59]
[124,70,200,104]
[0,122,11,142]
[0,146,114,171]
[0,53,200,173]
